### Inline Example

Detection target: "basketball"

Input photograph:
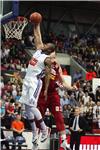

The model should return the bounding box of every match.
[30,12,42,23]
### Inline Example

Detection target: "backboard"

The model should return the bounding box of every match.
[1,0,19,23]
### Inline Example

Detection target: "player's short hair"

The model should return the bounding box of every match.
[47,43,56,51]
[42,42,56,54]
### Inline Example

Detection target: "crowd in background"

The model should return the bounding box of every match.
[1,26,100,77]
[45,32,100,78]
[1,74,100,133]
[59,81,100,131]
[1,28,100,135]
[1,39,28,72]
[21,30,100,78]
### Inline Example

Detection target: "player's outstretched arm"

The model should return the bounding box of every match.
[44,57,52,100]
[58,65,77,91]
[34,23,44,50]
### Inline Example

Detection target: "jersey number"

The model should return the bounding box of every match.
[29,58,38,66]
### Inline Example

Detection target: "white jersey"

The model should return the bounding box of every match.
[25,49,48,79]
[19,49,48,106]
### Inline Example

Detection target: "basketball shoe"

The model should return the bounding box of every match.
[32,142,38,150]
[60,140,72,150]
[40,127,49,142]
[32,129,39,144]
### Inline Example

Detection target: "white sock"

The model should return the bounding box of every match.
[61,134,69,147]
[30,121,37,136]
[61,134,67,141]
[25,105,37,137]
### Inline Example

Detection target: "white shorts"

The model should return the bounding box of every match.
[19,77,42,107]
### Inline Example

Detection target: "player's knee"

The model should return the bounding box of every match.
[56,115,65,132]
[35,118,43,129]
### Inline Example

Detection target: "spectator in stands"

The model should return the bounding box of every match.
[21,64,27,72]
[85,106,93,132]
[79,100,85,115]
[69,107,90,150]
[73,71,82,82]
[63,104,70,125]
[43,108,54,129]
[62,68,68,75]
[60,91,69,109]
[69,93,78,106]
[96,86,100,102]
[5,99,15,129]
[14,102,21,115]
[4,81,12,93]
[93,101,100,129]
[76,87,84,102]
[1,40,29,71]
[86,97,95,107]
[15,91,22,102]
[73,71,79,82]
[6,99,15,116]
[95,61,100,78]
[11,113,25,150]
[12,86,17,99]
[86,68,97,81]
[82,91,90,105]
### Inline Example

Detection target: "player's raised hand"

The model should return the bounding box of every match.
[14,72,21,80]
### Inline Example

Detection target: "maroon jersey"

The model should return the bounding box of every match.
[38,62,65,132]
[41,62,61,93]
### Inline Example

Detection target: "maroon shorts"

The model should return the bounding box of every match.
[38,91,65,132]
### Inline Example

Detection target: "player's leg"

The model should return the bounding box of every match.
[29,106,48,142]
[50,93,71,150]
[29,79,48,142]
[19,79,38,147]
[38,92,47,116]
[25,104,38,144]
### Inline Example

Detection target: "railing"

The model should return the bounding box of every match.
[70,56,87,80]
[2,129,100,150]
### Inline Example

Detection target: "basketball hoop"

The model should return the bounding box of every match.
[3,16,28,40]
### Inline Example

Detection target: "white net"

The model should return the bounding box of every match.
[3,17,28,40]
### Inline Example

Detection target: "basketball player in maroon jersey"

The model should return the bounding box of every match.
[38,52,76,150]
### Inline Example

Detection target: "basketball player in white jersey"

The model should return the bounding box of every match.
[19,22,55,146]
